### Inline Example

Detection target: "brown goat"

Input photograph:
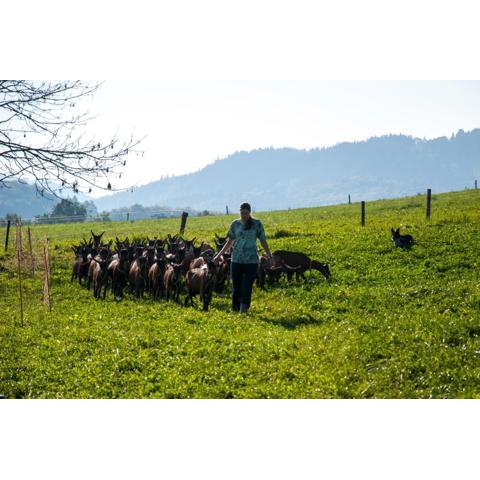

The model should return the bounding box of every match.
[71,247,90,285]
[184,261,217,311]
[143,247,156,269]
[108,249,130,300]
[87,248,109,290]
[177,250,195,275]
[91,230,105,248]
[272,250,330,281]
[129,256,148,298]
[148,258,166,300]
[257,254,298,289]
[92,258,110,299]
[190,257,206,269]
[214,253,231,293]
[163,263,183,302]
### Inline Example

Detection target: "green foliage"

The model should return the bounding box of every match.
[51,197,87,222]
[1,189,479,398]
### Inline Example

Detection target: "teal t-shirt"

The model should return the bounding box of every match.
[227,218,266,264]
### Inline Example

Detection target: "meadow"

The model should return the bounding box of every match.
[1,189,479,398]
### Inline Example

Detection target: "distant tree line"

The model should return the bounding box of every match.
[32,196,101,224]
[0,198,217,226]
[108,204,215,221]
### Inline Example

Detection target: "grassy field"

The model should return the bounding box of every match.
[1,189,479,398]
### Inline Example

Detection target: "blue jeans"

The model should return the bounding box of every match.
[231,262,258,311]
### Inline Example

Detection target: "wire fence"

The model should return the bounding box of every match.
[1,225,52,328]
[0,209,190,226]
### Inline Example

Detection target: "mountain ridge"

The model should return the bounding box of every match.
[94,129,480,212]
[2,129,479,218]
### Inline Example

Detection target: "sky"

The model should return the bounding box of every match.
[83,80,480,196]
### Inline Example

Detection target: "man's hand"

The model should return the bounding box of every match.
[266,252,274,267]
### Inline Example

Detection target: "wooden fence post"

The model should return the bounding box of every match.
[43,237,51,311]
[361,201,365,227]
[226,205,229,215]
[4,220,11,253]
[475,179,477,190]
[426,188,432,220]
[16,221,23,260]
[16,224,24,327]
[27,226,34,276]
[348,194,351,205]
[179,211,188,235]
[27,227,32,256]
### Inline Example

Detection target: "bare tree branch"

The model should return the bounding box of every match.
[0,80,143,197]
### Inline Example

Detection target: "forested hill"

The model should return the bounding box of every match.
[0,182,95,219]
[0,183,57,218]
[95,129,480,212]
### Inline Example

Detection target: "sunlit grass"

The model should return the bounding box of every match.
[1,189,479,398]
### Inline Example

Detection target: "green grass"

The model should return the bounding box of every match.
[1,189,480,398]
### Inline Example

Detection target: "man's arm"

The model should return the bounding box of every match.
[260,238,272,258]
[213,238,234,264]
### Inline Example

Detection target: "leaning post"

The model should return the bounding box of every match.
[4,220,11,253]
[179,211,188,235]
[426,188,432,220]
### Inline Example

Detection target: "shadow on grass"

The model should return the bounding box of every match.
[259,313,323,330]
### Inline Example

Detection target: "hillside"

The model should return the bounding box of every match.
[0,182,58,218]
[95,129,480,212]
[1,189,479,398]
[0,182,91,219]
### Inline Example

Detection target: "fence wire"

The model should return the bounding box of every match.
[1,226,51,328]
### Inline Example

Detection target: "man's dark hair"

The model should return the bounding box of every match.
[240,202,254,230]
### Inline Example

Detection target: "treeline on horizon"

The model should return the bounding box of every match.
[0,197,218,225]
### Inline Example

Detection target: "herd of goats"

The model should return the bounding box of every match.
[70,230,332,310]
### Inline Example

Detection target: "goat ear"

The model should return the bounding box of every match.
[391,228,395,234]
[396,228,400,234]
[191,237,196,245]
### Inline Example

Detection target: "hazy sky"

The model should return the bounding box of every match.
[84,81,480,195]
